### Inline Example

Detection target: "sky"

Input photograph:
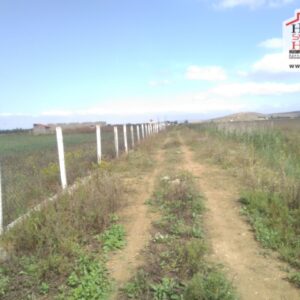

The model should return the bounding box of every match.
[0,0,300,129]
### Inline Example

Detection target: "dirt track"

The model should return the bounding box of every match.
[107,149,164,299]
[107,132,300,300]
[181,141,300,300]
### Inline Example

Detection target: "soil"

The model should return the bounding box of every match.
[181,141,300,300]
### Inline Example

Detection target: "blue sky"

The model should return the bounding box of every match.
[0,0,300,128]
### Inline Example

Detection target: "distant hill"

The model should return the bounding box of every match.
[211,112,267,123]
[268,111,300,119]
[209,111,300,123]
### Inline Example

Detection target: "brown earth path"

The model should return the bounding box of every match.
[180,138,300,300]
[107,148,165,299]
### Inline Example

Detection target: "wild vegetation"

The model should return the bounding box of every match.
[184,119,300,286]
[121,136,237,300]
[0,132,160,299]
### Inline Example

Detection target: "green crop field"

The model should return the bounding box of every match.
[0,125,132,226]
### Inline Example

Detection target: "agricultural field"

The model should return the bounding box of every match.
[0,125,133,226]
[0,122,300,299]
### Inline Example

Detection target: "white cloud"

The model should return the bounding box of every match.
[148,79,171,87]
[38,81,300,118]
[209,81,300,97]
[185,65,227,81]
[258,38,283,49]
[41,110,74,116]
[216,0,294,8]
[0,113,29,117]
[252,52,288,74]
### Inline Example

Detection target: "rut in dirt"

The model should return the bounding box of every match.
[180,138,300,300]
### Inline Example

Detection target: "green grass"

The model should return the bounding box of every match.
[239,191,300,268]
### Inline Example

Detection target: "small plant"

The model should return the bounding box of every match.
[0,268,9,296]
[123,270,150,299]
[288,272,300,288]
[66,254,111,299]
[151,277,183,300]
[100,223,126,252]
[39,282,50,295]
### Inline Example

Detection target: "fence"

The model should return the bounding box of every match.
[0,122,166,234]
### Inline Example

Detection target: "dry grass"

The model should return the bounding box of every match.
[183,123,300,284]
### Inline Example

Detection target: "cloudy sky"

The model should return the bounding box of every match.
[0,0,300,128]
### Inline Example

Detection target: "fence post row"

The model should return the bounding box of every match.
[114,126,119,158]
[123,124,128,154]
[56,127,68,189]
[96,125,102,164]
[0,121,166,235]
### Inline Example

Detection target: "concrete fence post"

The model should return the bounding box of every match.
[123,124,128,154]
[114,126,119,158]
[0,164,3,234]
[141,124,145,139]
[131,125,135,148]
[96,125,102,164]
[137,125,140,142]
[56,127,67,189]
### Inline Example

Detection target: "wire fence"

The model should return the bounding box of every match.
[0,122,166,233]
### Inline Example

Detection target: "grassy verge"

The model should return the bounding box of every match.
[183,124,300,286]
[0,133,164,299]
[122,166,237,299]
[0,171,124,299]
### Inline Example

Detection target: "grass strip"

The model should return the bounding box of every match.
[122,171,237,300]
